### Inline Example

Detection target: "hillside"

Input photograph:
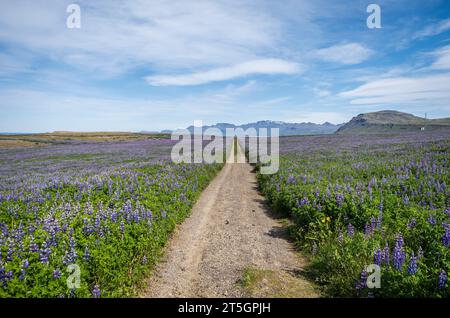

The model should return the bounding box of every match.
[336,110,450,134]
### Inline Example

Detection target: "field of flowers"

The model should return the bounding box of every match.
[257,131,450,297]
[0,138,223,297]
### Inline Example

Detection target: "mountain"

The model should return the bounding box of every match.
[185,120,342,136]
[336,110,450,134]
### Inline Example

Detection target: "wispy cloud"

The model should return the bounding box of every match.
[339,73,450,105]
[314,43,373,65]
[430,45,450,70]
[339,43,450,107]
[413,18,450,39]
[0,0,283,75]
[145,59,302,86]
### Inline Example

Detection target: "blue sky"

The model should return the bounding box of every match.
[1,0,450,132]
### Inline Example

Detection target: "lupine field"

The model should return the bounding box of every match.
[0,138,223,297]
[257,130,450,297]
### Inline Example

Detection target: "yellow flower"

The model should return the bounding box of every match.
[326,216,331,222]
[321,217,326,223]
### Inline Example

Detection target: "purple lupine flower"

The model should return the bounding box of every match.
[408,218,416,229]
[403,195,410,205]
[286,175,296,185]
[0,266,5,286]
[377,210,383,229]
[382,243,390,266]
[92,285,101,298]
[39,247,52,264]
[84,246,90,261]
[120,221,124,234]
[364,223,371,236]
[347,224,355,237]
[374,248,382,266]
[442,228,450,247]
[393,234,405,270]
[445,207,450,217]
[298,198,309,207]
[142,256,148,265]
[53,269,61,279]
[356,270,367,292]
[438,270,447,289]
[19,269,26,280]
[5,270,13,282]
[336,193,344,208]
[407,253,418,275]
[275,183,280,193]
[428,215,436,225]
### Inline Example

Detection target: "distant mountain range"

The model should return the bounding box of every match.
[142,110,450,137]
[336,110,450,134]
[183,120,342,136]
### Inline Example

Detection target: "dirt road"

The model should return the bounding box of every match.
[141,142,318,298]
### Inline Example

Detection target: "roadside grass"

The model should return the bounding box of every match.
[238,267,319,298]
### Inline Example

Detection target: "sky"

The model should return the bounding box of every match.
[1,0,450,132]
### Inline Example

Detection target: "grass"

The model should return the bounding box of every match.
[238,267,319,298]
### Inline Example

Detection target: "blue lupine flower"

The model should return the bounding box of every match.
[393,234,405,270]
[84,246,90,261]
[286,175,296,185]
[374,248,382,266]
[5,270,13,282]
[408,218,416,229]
[403,195,409,205]
[407,253,418,275]
[19,269,26,280]
[53,269,61,279]
[356,270,367,292]
[382,243,390,266]
[442,228,450,247]
[0,267,5,286]
[336,193,344,208]
[347,224,355,237]
[92,285,101,298]
[427,215,436,225]
[438,270,447,289]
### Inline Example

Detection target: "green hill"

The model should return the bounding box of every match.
[336,110,450,134]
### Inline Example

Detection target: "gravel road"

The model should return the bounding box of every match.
[141,142,318,298]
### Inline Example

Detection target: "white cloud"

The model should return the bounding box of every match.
[145,59,302,86]
[339,73,450,106]
[0,0,283,76]
[413,18,450,39]
[430,45,450,70]
[313,87,331,97]
[315,43,373,65]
